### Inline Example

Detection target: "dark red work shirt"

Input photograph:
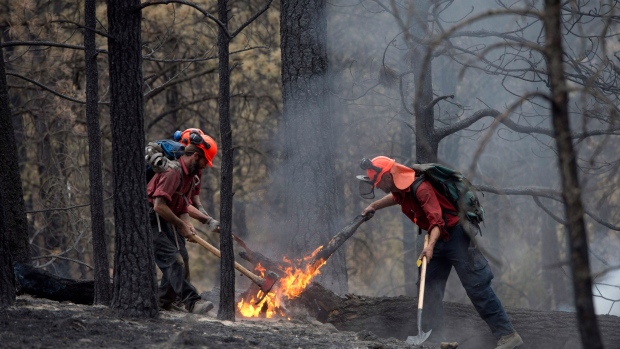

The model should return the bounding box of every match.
[392,181,460,240]
[147,159,195,216]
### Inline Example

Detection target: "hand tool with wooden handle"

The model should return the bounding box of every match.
[192,234,279,303]
[406,234,432,345]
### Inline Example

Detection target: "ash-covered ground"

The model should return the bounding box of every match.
[0,295,427,349]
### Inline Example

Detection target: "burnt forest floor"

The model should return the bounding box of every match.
[0,295,426,349]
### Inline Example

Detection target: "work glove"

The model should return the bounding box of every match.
[362,207,375,220]
[206,218,220,232]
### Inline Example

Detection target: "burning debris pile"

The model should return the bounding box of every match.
[236,215,368,319]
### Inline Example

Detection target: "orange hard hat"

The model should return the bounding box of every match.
[363,156,395,186]
[175,128,218,167]
[362,156,415,190]
[200,134,218,167]
[175,128,204,146]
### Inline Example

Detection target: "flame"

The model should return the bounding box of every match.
[236,246,328,318]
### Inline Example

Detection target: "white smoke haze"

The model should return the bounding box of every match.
[311,0,620,316]
[593,269,620,316]
[186,0,620,325]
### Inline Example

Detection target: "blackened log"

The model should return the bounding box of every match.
[238,250,287,275]
[238,215,366,277]
[14,263,99,305]
[296,283,620,349]
[305,215,367,271]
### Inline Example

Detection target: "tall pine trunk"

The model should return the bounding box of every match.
[0,40,17,306]
[217,0,236,321]
[107,0,158,318]
[85,0,111,306]
[280,0,347,294]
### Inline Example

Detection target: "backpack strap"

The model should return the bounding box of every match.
[411,175,426,195]
[410,174,458,233]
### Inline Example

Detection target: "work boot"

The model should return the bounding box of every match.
[495,332,523,349]
[188,300,214,315]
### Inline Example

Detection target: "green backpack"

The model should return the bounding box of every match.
[410,163,485,228]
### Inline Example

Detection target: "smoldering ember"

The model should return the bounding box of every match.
[2,1,620,349]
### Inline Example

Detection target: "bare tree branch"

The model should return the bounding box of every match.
[477,185,620,231]
[139,0,230,38]
[25,196,113,214]
[230,0,274,38]
[51,20,112,38]
[424,94,454,112]
[6,73,87,104]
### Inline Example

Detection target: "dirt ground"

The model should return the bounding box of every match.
[0,295,427,349]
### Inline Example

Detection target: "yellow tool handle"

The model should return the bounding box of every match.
[192,234,264,286]
[417,234,429,310]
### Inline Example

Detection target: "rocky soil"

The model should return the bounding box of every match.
[0,295,423,349]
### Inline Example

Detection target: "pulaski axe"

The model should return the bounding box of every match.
[193,234,279,304]
[406,234,432,346]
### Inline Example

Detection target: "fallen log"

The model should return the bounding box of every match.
[305,215,367,271]
[296,282,620,349]
[239,250,286,275]
[14,263,98,305]
[238,215,367,277]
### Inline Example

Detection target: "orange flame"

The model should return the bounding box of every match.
[236,246,327,318]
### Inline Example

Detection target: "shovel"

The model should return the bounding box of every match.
[406,234,432,346]
[192,234,279,304]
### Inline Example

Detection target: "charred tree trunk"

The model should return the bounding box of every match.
[0,37,30,266]
[280,0,347,295]
[107,0,158,318]
[85,0,111,306]
[410,0,437,165]
[217,0,235,322]
[0,166,15,307]
[544,1,602,347]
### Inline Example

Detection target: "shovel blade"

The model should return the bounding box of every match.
[406,308,432,345]
[405,329,432,346]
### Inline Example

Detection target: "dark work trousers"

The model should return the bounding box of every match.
[420,223,515,340]
[149,211,201,310]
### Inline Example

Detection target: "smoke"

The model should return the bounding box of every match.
[237,0,620,326]
[593,267,620,316]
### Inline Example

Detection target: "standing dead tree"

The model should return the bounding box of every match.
[84,0,110,307]
[0,37,30,267]
[107,0,159,318]
[0,38,17,306]
[544,0,602,346]
[278,0,349,296]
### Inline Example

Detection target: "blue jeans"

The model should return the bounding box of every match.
[149,212,201,310]
[420,224,514,339]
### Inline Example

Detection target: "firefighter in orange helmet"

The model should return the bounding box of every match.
[358,156,522,349]
[173,128,220,232]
